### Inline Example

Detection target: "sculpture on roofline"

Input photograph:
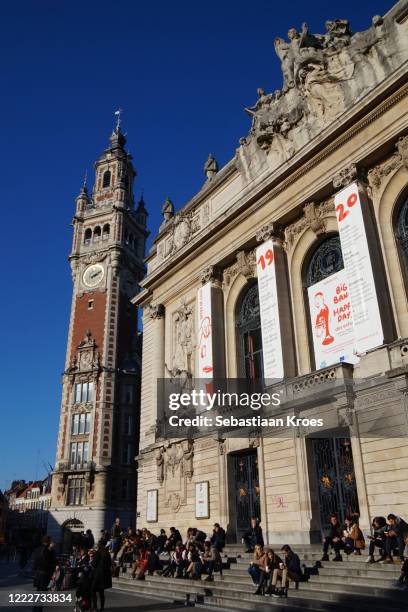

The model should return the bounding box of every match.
[238,4,406,169]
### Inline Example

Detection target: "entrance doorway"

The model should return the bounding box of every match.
[61,519,84,552]
[311,437,359,534]
[228,450,260,541]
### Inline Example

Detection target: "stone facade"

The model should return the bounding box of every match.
[134,0,408,544]
[49,126,147,546]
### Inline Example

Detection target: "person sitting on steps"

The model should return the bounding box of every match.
[343,515,365,556]
[269,545,302,598]
[247,544,266,586]
[255,549,282,596]
[380,513,408,564]
[321,514,344,562]
[366,516,387,563]
[201,540,221,581]
[242,517,264,553]
[393,536,408,590]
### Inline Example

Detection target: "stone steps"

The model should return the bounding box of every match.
[115,574,405,612]
[113,547,405,612]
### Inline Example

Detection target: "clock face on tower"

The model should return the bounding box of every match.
[82,263,105,288]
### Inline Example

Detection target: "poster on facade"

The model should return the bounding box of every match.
[308,269,359,369]
[256,239,284,380]
[146,489,158,522]
[195,481,209,519]
[334,182,383,353]
[197,282,213,378]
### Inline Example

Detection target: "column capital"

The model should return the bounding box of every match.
[255,222,283,243]
[200,265,222,286]
[149,303,165,319]
[333,163,365,189]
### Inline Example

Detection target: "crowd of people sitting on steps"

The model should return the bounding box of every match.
[20,509,408,608]
[109,520,227,582]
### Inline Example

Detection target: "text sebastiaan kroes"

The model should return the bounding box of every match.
[167,390,324,429]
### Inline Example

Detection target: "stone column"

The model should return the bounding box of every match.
[333,163,395,344]
[199,266,226,378]
[149,303,165,439]
[256,222,297,378]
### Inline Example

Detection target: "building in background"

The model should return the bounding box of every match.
[134,1,408,543]
[49,121,148,547]
[4,477,51,540]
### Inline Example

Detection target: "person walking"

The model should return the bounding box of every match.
[90,541,112,612]
[32,536,57,612]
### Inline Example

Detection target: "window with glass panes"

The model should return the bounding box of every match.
[67,478,85,505]
[122,384,134,404]
[122,443,132,464]
[124,414,133,435]
[70,441,89,468]
[71,413,91,435]
[74,382,94,404]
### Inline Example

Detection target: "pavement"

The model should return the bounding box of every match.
[0,562,197,612]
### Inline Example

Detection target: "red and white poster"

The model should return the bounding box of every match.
[308,269,359,369]
[256,239,284,380]
[197,282,213,377]
[334,182,383,353]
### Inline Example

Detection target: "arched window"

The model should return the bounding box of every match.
[93,226,101,242]
[304,234,344,288]
[84,228,92,246]
[395,195,408,288]
[236,283,263,379]
[102,224,110,241]
[102,170,111,188]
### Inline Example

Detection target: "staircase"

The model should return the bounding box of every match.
[113,544,405,611]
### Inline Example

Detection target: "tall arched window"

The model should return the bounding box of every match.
[102,170,111,188]
[395,195,408,289]
[84,228,92,246]
[102,224,110,241]
[304,234,344,288]
[236,283,263,379]
[93,226,101,242]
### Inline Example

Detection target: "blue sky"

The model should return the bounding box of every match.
[0,0,394,489]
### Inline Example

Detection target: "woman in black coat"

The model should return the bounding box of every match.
[90,542,112,611]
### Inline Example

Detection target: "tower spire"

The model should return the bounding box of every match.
[114,108,123,133]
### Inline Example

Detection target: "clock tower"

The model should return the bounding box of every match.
[49,119,148,546]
